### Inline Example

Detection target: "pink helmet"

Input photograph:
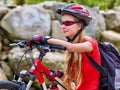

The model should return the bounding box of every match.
[56,3,92,26]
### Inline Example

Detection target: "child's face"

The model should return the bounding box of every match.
[61,14,82,39]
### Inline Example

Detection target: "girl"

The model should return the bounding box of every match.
[30,3,101,90]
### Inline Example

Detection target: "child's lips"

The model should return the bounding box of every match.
[63,30,68,34]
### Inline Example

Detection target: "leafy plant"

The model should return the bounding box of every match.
[25,0,45,4]
[13,0,25,5]
[12,0,120,10]
[76,0,120,10]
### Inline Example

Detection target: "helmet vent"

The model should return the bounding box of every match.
[71,5,83,11]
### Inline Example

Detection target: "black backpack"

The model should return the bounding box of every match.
[87,42,120,90]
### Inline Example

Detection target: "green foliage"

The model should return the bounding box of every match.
[25,0,45,4]
[114,0,120,6]
[13,0,25,5]
[12,0,120,10]
[76,0,120,10]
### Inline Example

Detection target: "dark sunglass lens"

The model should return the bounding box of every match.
[65,21,73,26]
[62,21,74,26]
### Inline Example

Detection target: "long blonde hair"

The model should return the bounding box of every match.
[63,30,91,90]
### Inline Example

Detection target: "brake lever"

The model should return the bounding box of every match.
[17,42,27,48]
[9,43,18,46]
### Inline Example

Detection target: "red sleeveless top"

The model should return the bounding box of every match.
[75,39,101,90]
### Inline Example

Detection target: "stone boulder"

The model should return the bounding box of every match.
[85,7,106,40]
[100,30,120,51]
[0,68,7,80]
[0,1,107,42]
[0,41,2,53]
[8,47,65,73]
[113,6,120,12]
[0,61,13,80]
[8,47,33,73]
[104,10,120,32]
[0,27,10,51]
[1,5,51,41]
[51,20,66,40]
[0,6,9,20]
[39,1,66,21]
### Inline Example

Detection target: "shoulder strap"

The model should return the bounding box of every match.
[87,54,115,90]
[86,54,107,76]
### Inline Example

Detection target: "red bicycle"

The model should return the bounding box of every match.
[0,40,67,90]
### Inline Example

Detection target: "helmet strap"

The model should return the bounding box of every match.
[66,24,85,42]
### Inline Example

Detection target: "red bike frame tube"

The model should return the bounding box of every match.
[29,58,51,84]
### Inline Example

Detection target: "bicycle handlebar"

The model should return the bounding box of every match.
[9,39,67,90]
[10,39,66,51]
[13,40,25,43]
[49,44,66,50]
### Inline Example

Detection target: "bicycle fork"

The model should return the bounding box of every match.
[17,70,35,90]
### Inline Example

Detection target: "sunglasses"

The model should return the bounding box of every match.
[62,21,79,26]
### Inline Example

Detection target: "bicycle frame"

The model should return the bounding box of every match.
[16,47,66,90]
[9,40,66,90]
[29,54,52,90]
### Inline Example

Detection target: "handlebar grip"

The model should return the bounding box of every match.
[50,44,66,50]
[13,40,22,43]
[12,40,27,48]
